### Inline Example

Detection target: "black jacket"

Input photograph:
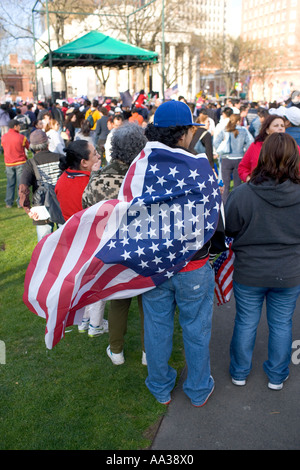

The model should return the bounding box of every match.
[225,179,300,287]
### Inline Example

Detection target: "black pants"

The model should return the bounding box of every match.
[221,157,242,203]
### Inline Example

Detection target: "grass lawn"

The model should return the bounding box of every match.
[0,155,185,450]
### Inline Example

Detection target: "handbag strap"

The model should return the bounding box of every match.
[199,130,208,141]
[189,127,207,149]
[30,158,42,182]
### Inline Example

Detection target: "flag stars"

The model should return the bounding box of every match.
[167,252,176,262]
[149,164,159,174]
[165,270,174,279]
[135,246,145,257]
[107,240,116,249]
[150,242,159,253]
[139,259,149,269]
[189,169,199,180]
[145,185,155,195]
[156,175,167,186]
[169,166,179,177]
[212,187,219,198]
[120,237,129,246]
[185,199,196,210]
[176,178,187,189]
[121,250,131,260]
[205,221,215,230]
[198,181,206,191]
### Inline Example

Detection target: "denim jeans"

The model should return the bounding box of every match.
[5,164,24,207]
[230,281,300,384]
[142,262,215,405]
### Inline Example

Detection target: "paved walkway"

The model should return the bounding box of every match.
[151,296,300,450]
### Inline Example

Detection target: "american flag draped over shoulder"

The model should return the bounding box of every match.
[213,236,234,305]
[24,142,222,349]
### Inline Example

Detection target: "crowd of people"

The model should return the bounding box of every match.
[2,89,300,406]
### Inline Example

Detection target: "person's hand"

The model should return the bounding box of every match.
[91,159,101,171]
[28,209,40,221]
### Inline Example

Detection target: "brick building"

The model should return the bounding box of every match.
[0,54,35,102]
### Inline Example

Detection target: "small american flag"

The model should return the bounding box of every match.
[214,237,234,305]
[23,142,222,349]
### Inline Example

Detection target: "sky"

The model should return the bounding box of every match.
[227,0,243,37]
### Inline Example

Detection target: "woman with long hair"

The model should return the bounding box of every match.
[188,113,214,167]
[238,114,286,182]
[225,132,300,391]
[75,119,94,144]
[55,140,100,222]
[55,139,107,337]
[213,113,253,203]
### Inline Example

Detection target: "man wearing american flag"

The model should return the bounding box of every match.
[23,100,226,407]
[139,101,226,407]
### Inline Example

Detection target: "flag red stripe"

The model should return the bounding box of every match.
[218,262,234,288]
[122,149,145,201]
[35,214,83,315]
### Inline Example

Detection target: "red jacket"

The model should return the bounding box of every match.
[238,141,263,182]
[2,128,29,166]
[55,168,90,221]
[239,140,300,182]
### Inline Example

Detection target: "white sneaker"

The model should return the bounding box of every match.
[106,346,125,365]
[88,319,109,337]
[142,351,147,366]
[268,375,289,390]
[232,378,246,386]
[78,318,89,333]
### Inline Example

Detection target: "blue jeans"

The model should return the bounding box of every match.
[230,281,300,384]
[142,262,215,406]
[5,164,24,206]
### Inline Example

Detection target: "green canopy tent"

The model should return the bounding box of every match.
[37,30,158,68]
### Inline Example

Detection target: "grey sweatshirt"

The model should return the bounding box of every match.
[225,179,300,288]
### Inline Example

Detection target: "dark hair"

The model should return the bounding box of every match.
[80,119,92,136]
[250,133,300,185]
[99,106,108,116]
[145,123,191,148]
[111,122,147,164]
[59,140,91,171]
[257,108,269,119]
[255,114,285,143]
[223,107,233,118]
[113,115,124,124]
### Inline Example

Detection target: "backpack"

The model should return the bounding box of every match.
[31,158,65,226]
[15,114,30,131]
[86,113,94,128]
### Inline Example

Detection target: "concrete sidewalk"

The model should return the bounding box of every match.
[151,296,300,450]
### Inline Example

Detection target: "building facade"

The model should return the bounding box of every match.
[0,55,35,102]
[241,0,300,101]
[35,0,232,102]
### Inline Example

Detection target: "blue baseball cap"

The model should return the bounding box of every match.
[153,100,201,127]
